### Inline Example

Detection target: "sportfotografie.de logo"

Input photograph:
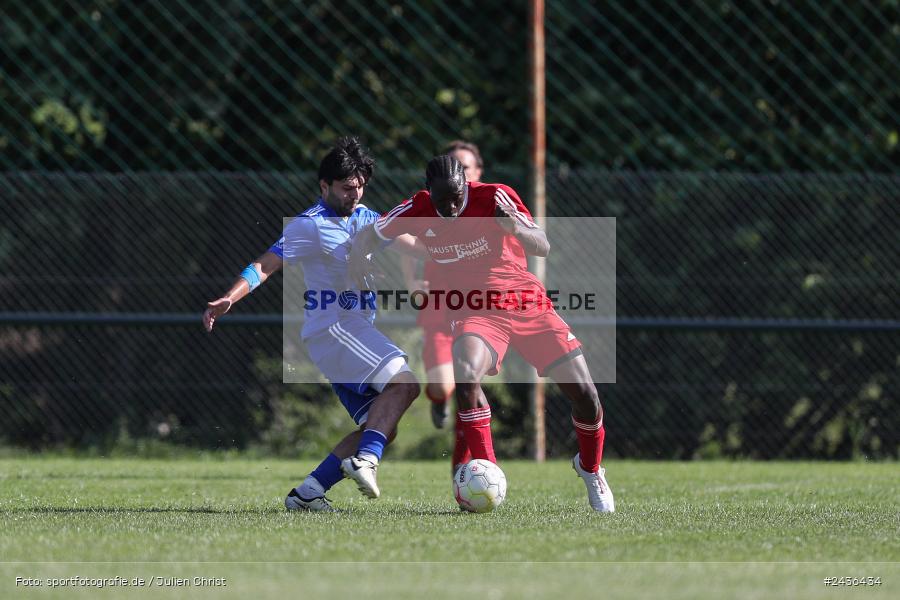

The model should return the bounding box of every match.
[302,288,598,312]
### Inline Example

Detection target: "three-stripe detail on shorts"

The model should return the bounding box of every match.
[328,322,381,367]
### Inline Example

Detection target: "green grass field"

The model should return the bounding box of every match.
[2,458,897,599]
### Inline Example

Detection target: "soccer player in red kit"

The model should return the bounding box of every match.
[350,155,615,512]
[401,141,484,474]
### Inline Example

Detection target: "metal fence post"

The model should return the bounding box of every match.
[529,0,547,462]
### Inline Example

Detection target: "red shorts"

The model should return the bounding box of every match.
[450,308,582,376]
[422,323,454,370]
[418,306,454,370]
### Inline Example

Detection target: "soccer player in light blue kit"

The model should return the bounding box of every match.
[203,137,422,511]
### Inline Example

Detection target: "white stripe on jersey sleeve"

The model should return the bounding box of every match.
[374,201,414,240]
[495,188,538,229]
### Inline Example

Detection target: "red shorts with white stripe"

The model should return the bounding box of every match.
[450,307,582,377]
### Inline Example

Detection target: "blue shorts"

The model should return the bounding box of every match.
[305,316,407,425]
[330,383,379,426]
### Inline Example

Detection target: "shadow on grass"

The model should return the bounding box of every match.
[11,473,257,481]
[6,506,275,515]
[7,506,467,516]
[387,509,463,517]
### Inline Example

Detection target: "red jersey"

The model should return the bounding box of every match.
[375,182,543,293]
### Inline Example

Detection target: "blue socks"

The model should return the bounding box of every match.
[357,429,388,462]
[308,453,343,492]
[301,431,388,497]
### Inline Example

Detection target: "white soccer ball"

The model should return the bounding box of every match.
[453,459,507,513]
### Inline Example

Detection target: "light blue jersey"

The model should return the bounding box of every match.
[269,198,379,338]
[269,198,406,421]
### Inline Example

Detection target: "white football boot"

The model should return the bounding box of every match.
[572,453,615,513]
[341,456,380,498]
[284,488,337,512]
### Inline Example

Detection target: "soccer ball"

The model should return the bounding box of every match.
[453,459,507,513]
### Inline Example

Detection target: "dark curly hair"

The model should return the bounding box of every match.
[318,136,375,185]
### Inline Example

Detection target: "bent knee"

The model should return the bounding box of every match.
[453,357,484,384]
[572,381,599,402]
[570,384,600,414]
[387,370,420,400]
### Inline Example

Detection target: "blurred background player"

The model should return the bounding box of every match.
[203,137,422,511]
[351,155,614,513]
[400,140,484,475]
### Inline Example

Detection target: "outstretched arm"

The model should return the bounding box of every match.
[494,203,550,257]
[202,251,283,332]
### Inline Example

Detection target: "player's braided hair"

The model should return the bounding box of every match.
[318,136,375,185]
[425,154,466,200]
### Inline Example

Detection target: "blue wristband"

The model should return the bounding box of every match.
[240,264,262,292]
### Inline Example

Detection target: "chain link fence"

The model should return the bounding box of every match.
[1,1,898,458]
[545,170,897,459]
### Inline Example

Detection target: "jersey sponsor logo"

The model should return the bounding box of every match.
[429,236,490,263]
[425,228,436,237]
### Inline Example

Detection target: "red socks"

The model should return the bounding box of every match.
[458,407,496,463]
[452,413,473,468]
[573,417,605,473]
